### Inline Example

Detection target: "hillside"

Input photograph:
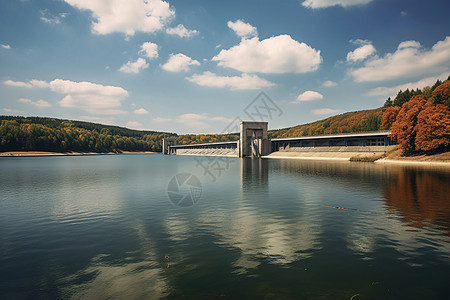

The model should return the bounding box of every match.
[268,108,384,138]
[0,116,177,153]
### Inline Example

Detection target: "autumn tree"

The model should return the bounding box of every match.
[415,105,450,151]
[381,106,401,129]
[431,80,450,106]
[390,95,428,155]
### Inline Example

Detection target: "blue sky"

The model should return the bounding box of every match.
[1,0,449,134]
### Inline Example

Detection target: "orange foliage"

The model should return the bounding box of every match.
[390,95,428,154]
[432,80,450,105]
[415,104,450,151]
[381,106,400,129]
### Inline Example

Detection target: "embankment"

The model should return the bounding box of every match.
[265,146,392,161]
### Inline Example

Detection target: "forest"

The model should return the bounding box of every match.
[1,77,449,155]
[382,79,450,155]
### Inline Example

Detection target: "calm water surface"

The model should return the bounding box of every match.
[1,154,449,299]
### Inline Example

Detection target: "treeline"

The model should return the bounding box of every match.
[382,79,450,155]
[383,76,450,108]
[0,116,176,153]
[269,108,384,139]
[177,133,239,145]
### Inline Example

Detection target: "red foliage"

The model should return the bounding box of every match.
[390,95,428,154]
[415,104,450,151]
[381,106,401,129]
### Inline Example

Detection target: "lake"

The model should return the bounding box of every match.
[1,154,449,299]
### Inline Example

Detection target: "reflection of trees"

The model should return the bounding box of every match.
[383,169,450,234]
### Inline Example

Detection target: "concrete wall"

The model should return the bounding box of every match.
[175,148,238,156]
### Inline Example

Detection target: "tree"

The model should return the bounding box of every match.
[415,105,450,151]
[390,95,428,155]
[431,80,450,106]
[384,97,393,107]
[381,106,401,129]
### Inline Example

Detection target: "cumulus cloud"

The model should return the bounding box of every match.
[1,44,11,49]
[139,42,158,59]
[322,80,337,87]
[18,98,52,108]
[161,53,200,72]
[133,108,149,114]
[64,0,175,35]
[119,58,149,73]
[49,79,128,114]
[302,0,372,9]
[227,20,257,39]
[213,35,322,74]
[312,108,342,115]
[166,24,198,38]
[367,73,450,98]
[347,40,376,62]
[294,91,323,102]
[186,71,275,90]
[5,78,130,115]
[350,36,450,82]
[4,79,50,88]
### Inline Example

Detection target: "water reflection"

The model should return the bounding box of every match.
[2,155,450,299]
[383,168,450,235]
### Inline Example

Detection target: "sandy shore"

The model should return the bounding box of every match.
[0,151,157,157]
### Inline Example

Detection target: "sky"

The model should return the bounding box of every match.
[0,0,449,134]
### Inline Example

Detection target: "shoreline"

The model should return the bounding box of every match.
[0,151,158,157]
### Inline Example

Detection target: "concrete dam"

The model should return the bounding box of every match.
[163,121,396,160]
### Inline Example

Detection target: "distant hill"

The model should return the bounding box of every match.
[0,116,176,153]
[268,108,384,138]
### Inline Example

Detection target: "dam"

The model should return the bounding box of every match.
[163,121,396,160]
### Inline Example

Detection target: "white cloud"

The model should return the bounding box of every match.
[1,44,11,49]
[350,36,450,82]
[302,0,372,9]
[294,91,323,102]
[186,71,275,90]
[161,53,200,72]
[227,20,257,39]
[8,78,130,115]
[133,108,148,114]
[312,108,342,115]
[139,42,158,59]
[367,72,450,98]
[166,24,198,38]
[4,79,49,88]
[51,79,128,114]
[18,98,52,108]
[3,108,23,114]
[119,58,149,73]
[126,121,143,128]
[40,9,68,24]
[322,80,337,87]
[64,0,175,35]
[347,42,376,62]
[213,35,322,74]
